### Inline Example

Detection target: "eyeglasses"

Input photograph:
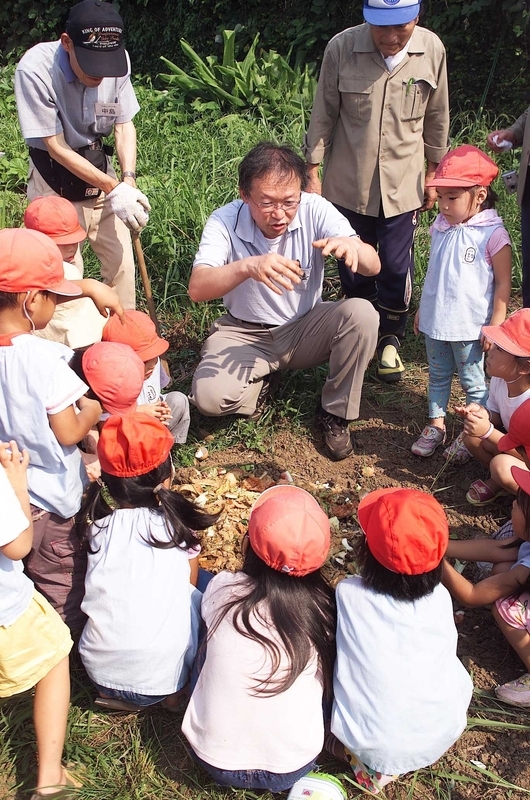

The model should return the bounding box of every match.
[249,196,301,212]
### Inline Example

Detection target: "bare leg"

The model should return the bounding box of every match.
[490,454,525,495]
[463,434,495,467]
[34,656,70,793]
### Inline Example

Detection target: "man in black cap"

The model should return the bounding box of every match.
[15,0,150,310]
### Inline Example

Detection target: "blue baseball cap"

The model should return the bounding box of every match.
[363,0,421,25]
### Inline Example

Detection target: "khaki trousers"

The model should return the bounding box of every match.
[190,298,378,420]
[28,159,136,310]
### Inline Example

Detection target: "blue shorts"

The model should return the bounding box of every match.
[190,750,317,791]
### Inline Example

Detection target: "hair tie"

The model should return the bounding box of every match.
[153,483,165,495]
[98,479,118,509]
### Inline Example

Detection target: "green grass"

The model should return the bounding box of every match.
[1,71,530,799]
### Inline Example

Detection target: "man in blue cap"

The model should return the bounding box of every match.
[304,0,449,382]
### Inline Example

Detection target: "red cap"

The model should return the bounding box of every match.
[482,309,530,358]
[24,196,86,245]
[358,488,449,574]
[498,398,530,457]
[511,465,530,496]
[0,228,82,296]
[82,342,144,415]
[425,145,499,188]
[248,485,330,577]
[102,310,168,362]
[98,412,174,477]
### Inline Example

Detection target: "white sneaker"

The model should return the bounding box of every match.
[411,425,446,457]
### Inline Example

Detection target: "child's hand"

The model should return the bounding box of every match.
[137,401,173,422]
[413,310,420,336]
[0,440,29,494]
[75,279,125,322]
[457,404,490,437]
[77,396,103,421]
[481,334,492,352]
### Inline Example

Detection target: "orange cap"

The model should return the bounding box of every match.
[82,342,144,415]
[482,309,530,358]
[358,488,449,574]
[98,413,174,477]
[102,309,168,362]
[0,228,82,296]
[425,145,499,188]
[248,485,330,577]
[24,196,86,245]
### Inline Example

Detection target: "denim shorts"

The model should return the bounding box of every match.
[92,682,168,707]
[190,750,317,790]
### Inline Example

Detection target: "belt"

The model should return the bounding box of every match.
[232,316,278,329]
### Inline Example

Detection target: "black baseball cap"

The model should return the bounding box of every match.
[66,0,127,78]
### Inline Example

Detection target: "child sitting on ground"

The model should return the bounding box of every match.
[0,228,122,633]
[443,464,530,707]
[102,310,190,443]
[182,485,336,791]
[412,145,511,460]
[453,309,530,505]
[327,488,472,795]
[24,196,108,349]
[77,414,218,711]
[0,439,79,799]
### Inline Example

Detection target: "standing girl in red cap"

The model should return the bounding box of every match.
[328,488,472,794]
[412,145,512,463]
[75,413,218,712]
[444,464,530,707]
[181,485,336,791]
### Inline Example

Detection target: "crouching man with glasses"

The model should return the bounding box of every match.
[188,142,380,460]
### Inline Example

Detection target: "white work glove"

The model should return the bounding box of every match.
[107,182,151,233]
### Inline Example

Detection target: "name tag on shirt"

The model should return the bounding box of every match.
[95,102,122,118]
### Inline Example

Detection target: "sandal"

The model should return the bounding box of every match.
[466,479,507,506]
[29,767,82,799]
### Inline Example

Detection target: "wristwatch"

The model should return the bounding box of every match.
[122,171,137,179]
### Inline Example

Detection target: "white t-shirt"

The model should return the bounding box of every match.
[0,466,33,627]
[487,376,530,430]
[193,193,356,326]
[0,334,88,518]
[332,576,472,775]
[79,507,201,695]
[182,571,325,772]
[138,358,171,405]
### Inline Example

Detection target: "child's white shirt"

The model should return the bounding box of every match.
[418,209,510,341]
[0,334,88,518]
[79,507,201,695]
[332,576,473,775]
[182,570,324,772]
[0,465,33,627]
[487,376,530,430]
[138,358,170,405]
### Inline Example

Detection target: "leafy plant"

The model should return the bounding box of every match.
[159,29,317,124]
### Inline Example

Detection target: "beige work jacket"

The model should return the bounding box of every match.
[508,108,530,205]
[303,24,450,218]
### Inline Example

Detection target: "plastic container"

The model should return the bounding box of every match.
[287,772,346,800]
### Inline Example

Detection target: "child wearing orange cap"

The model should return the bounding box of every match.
[182,485,336,791]
[412,145,512,462]
[102,310,190,443]
[0,439,80,798]
[76,413,219,711]
[328,489,472,793]
[0,227,123,633]
[24,195,108,349]
[451,309,530,505]
[444,464,530,707]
